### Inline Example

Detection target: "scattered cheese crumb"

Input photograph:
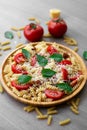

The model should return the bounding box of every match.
[49,9,61,18]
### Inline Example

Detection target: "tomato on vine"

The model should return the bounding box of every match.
[48,18,67,38]
[24,23,44,42]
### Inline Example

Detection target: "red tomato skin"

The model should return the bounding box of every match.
[11,64,21,74]
[69,76,77,81]
[14,53,25,63]
[59,60,72,65]
[62,68,68,81]
[48,18,67,38]
[11,64,28,74]
[11,80,30,90]
[24,23,44,42]
[30,56,37,66]
[47,45,58,54]
[70,79,77,87]
[45,89,64,100]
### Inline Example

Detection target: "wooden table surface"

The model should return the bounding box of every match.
[0,0,87,130]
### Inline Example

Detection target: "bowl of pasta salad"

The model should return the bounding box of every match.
[1,41,87,106]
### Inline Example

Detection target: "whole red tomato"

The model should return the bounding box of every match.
[48,18,67,38]
[24,23,44,42]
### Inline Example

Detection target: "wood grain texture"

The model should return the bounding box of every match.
[0,0,87,130]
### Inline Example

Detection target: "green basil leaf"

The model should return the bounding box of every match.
[50,53,63,62]
[37,54,48,66]
[22,49,30,59]
[4,31,14,39]
[41,68,56,78]
[18,75,32,84]
[56,83,72,93]
[83,51,87,60]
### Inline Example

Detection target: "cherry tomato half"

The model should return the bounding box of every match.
[62,68,68,81]
[11,80,31,90]
[69,76,77,81]
[45,89,64,100]
[14,53,25,63]
[70,79,77,87]
[59,60,72,65]
[48,18,67,38]
[30,55,37,66]
[11,64,28,74]
[47,45,58,54]
[24,23,44,42]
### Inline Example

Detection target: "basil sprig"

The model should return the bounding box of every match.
[41,68,56,78]
[22,49,30,59]
[56,83,73,93]
[5,31,14,39]
[37,54,48,66]
[83,51,87,60]
[50,53,63,62]
[18,75,32,84]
